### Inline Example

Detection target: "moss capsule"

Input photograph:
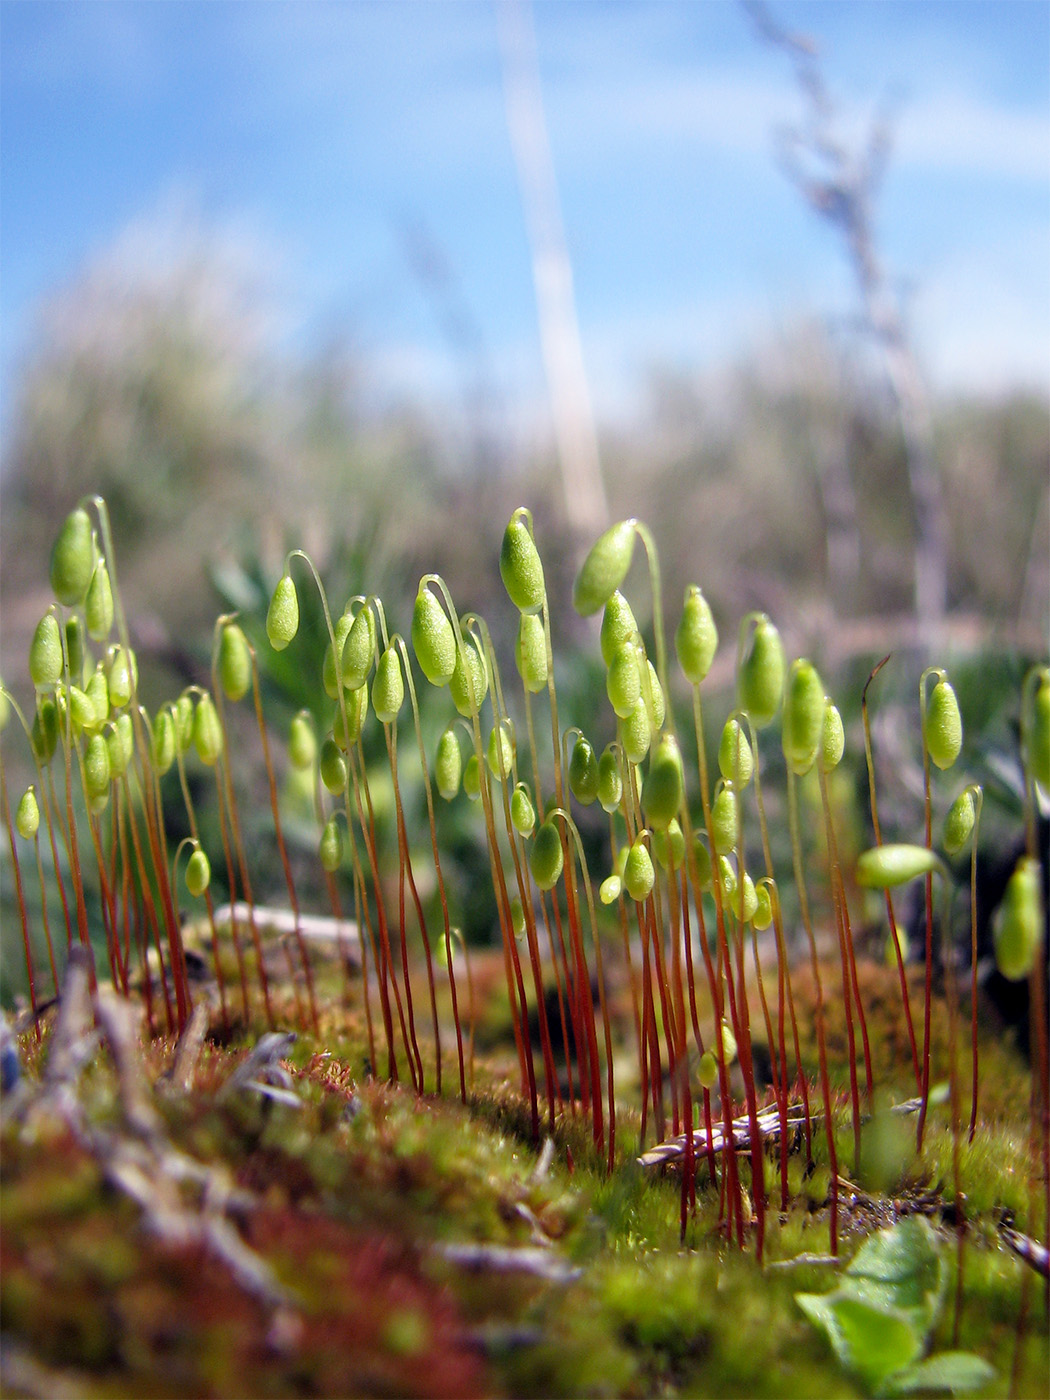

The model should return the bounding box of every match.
[943,790,976,857]
[320,736,347,793]
[821,699,845,772]
[29,613,63,689]
[782,659,824,777]
[675,585,718,684]
[925,679,962,771]
[718,718,754,787]
[449,637,488,717]
[698,1050,719,1090]
[993,856,1041,981]
[16,787,39,840]
[1026,668,1050,791]
[606,644,642,719]
[152,710,177,775]
[600,591,638,667]
[106,646,136,709]
[342,606,376,691]
[642,735,683,831]
[31,697,59,764]
[288,711,318,771]
[193,694,223,766]
[84,732,111,802]
[573,519,637,617]
[568,735,599,806]
[597,745,623,813]
[333,685,368,749]
[411,586,457,686]
[173,693,194,753]
[435,728,463,801]
[710,784,739,856]
[624,838,656,902]
[515,612,548,693]
[651,819,685,871]
[486,722,515,780]
[619,694,652,765]
[218,624,252,703]
[737,614,784,728]
[50,507,95,607]
[266,573,299,651]
[530,820,564,890]
[65,617,87,685]
[511,782,536,836]
[85,667,109,728]
[463,752,481,801]
[372,647,404,724]
[856,843,942,889]
[319,816,344,874]
[185,847,211,898]
[499,514,545,613]
[85,558,114,641]
[107,713,134,778]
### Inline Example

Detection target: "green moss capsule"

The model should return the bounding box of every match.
[620,695,652,766]
[599,875,622,905]
[319,816,344,873]
[85,558,114,641]
[193,694,223,766]
[106,646,136,709]
[16,787,39,840]
[606,644,642,719]
[449,636,488,717]
[568,736,599,806]
[0,686,9,732]
[943,789,976,857]
[642,660,665,729]
[925,679,962,771]
[322,614,353,699]
[499,513,545,613]
[372,646,404,724]
[856,843,942,889]
[50,507,95,607]
[185,847,211,898]
[698,1050,719,1091]
[690,835,713,891]
[821,699,845,772]
[651,819,685,872]
[1026,668,1050,791]
[753,882,774,931]
[435,728,463,801]
[782,659,825,777]
[463,752,482,801]
[511,782,536,836]
[67,685,96,734]
[107,713,134,778]
[642,735,683,831]
[85,667,109,728]
[31,697,58,764]
[718,718,754,787]
[266,573,299,651]
[288,711,317,771]
[530,820,564,890]
[730,871,758,923]
[597,744,623,813]
[84,732,111,802]
[30,613,63,689]
[710,784,739,856]
[218,623,252,702]
[624,838,655,902]
[333,685,368,749]
[510,897,527,938]
[411,586,457,686]
[344,606,377,691]
[737,614,784,728]
[600,591,638,667]
[486,722,515,780]
[993,856,1041,981]
[573,519,637,617]
[173,693,194,753]
[675,585,718,685]
[515,612,548,693]
[65,617,87,685]
[152,709,177,775]
[320,736,347,793]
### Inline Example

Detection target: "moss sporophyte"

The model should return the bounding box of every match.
[1,497,1047,1398]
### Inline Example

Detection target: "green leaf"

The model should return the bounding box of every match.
[883,1352,997,1397]
[796,1293,921,1393]
[843,1218,946,1337]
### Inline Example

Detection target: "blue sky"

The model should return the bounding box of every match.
[2,0,1048,439]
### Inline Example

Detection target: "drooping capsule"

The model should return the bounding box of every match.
[530,820,564,890]
[568,735,600,806]
[218,624,252,703]
[372,647,405,724]
[675,585,718,685]
[993,856,1041,982]
[925,679,962,771]
[411,585,457,686]
[435,728,463,801]
[499,513,545,613]
[737,613,784,728]
[642,735,683,831]
[572,519,637,617]
[782,659,825,777]
[266,573,299,651]
[50,507,95,607]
